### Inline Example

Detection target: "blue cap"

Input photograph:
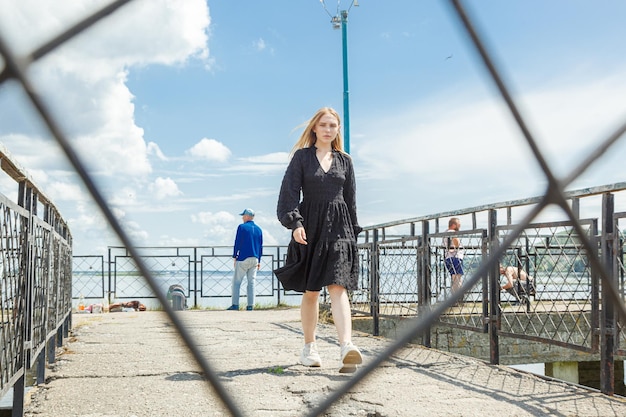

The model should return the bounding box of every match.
[239,208,255,217]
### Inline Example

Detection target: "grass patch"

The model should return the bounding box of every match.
[267,366,285,375]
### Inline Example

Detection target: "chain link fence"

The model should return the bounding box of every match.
[3,0,626,415]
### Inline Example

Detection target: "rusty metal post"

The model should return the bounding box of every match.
[481,228,489,332]
[420,220,431,347]
[107,246,113,305]
[193,247,199,308]
[488,209,500,364]
[591,218,600,352]
[13,182,34,417]
[371,228,380,336]
[601,192,615,395]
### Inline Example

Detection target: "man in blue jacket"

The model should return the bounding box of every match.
[227,208,263,311]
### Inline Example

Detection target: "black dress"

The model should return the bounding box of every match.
[274,146,361,292]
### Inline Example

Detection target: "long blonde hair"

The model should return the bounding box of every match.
[290,107,344,156]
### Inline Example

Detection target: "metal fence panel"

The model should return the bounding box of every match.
[497,219,598,351]
[615,213,626,356]
[0,197,27,397]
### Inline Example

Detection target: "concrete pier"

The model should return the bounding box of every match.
[19,309,626,417]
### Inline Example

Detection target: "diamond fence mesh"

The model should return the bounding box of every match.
[353,188,626,396]
[72,255,105,299]
[616,213,626,356]
[431,228,487,330]
[72,246,294,311]
[496,220,598,350]
[0,182,71,403]
[0,197,27,392]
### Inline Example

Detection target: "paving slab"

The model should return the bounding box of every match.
[23,309,626,417]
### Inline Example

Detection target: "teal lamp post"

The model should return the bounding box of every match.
[340,10,351,154]
[323,1,358,154]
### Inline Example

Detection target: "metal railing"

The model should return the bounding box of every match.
[66,182,626,396]
[0,146,73,415]
[354,185,626,356]
[3,0,626,415]
[72,245,295,310]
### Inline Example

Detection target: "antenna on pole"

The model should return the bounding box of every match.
[318,0,359,154]
[319,0,358,29]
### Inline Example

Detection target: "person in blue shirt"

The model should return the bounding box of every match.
[227,208,263,311]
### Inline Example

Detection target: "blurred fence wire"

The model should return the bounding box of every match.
[2,0,626,416]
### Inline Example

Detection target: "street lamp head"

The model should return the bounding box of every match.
[331,15,341,29]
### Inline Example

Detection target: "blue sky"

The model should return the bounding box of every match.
[0,0,625,255]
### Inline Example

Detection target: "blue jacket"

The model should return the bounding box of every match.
[233,220,263,262]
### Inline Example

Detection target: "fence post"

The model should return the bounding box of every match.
[601,192,615,395]
[276,246,282,306]
[481,228,489,330]
[488,209,500,365]
[193,247,198,308]
[107,246,112,304]
[12,181,35,417]
[370,228,380,336]
[591,219,600,353]
[420,220,431,347]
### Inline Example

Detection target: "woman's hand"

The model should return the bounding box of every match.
[293,227,307,245]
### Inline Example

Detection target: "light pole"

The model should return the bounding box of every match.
[321,1,358,154]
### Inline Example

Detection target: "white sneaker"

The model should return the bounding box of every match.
[300,342,322,367]
[339,341,362,373]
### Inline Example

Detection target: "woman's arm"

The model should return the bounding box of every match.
[343,155,362,236]
[277,150,305,230]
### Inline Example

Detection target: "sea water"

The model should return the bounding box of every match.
[73,269,303,310]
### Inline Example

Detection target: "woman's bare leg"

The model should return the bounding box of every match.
[328,285,351,344]
[301,290,320,344]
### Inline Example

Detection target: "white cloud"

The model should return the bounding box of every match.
[241,152,289,164]
[357,71,626,187]
[520,73,626,178]
[66,200,125,255]
[221,152,289,175]
[109,206,149,245]
[0,135,93,211]
[44,181,87,203]
[0,134,69,174]
[149,177,182,200]
[357,94,533,184]
[191,210,237,245]
[253,38,266,51]
[2,1,625,258]
[187,138,232,162]
[0,0,210,179]
[122,219,150,244]
[109,186,139,207]
[352,70,626,223]
[147,142,168,161]
[0,0,211,254]
[188,210,282,247]
[251,37,274,55]
[64,72,153,177]
[191,210,235,225]
[155,235,204,248]
[1,0,210,71]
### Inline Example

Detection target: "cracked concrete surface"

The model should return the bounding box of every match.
[23,310,626,417]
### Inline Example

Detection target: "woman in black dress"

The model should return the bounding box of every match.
[275,107,362,373]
